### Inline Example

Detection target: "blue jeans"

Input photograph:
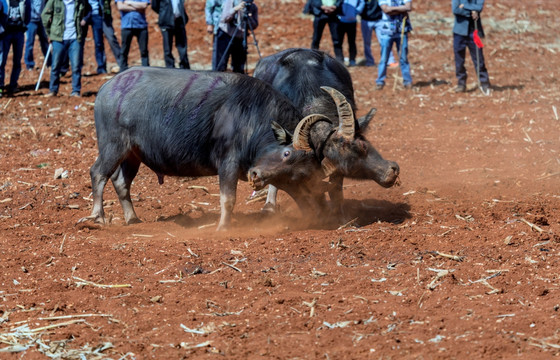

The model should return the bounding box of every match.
[49,39,84,94]
[83,13,107,73]
[376,34,411,86]
[360,19,396,66]
[24,20,51,69]
[0,31,25,91]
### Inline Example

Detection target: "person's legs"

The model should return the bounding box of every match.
[24,22,39,69]
[398,34,411,86]
[215,29,231,71]
[7,32,25,92]
[91,14,107,73]
[347,22,357,64]
[137,28,149,67]
[453,33,468,87]
[120,27,133,70]
[37,22,51,66]
[161,27,175,68]
[49,41,66,94]
[376,36,394,86]
[102,17,124,69]
[361,20,375,66]
[174,18,190,69]
[230,38,246,74]
[0,35,11,89]
[467,32,489,86]
[328,18,343,61]
[374,21,395,64]
[68,38,84,94]
[311,16,327,50]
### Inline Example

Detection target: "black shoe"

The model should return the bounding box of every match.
[454,85,466,93]
[480,83,491,94]
[375,83,384,90]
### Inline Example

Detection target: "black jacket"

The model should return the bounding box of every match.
[361,0,382,21]
[309,0,342,19]
[152,0,188,28]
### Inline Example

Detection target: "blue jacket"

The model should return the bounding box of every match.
[338,0,364,23]
[452,0,484,37]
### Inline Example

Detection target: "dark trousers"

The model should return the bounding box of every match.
[121,27,149,70]
[337,21,357,62]
[102,15,124,69]
[311,15,342,61]
[453,32,489,86]
[83,13,107,73]
[215,29,246,74]
[161,17,190,69]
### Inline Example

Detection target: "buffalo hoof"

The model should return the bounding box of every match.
[261,202,277,214]
[126,217,142,225]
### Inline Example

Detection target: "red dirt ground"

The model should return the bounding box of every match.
[1,0,560,358]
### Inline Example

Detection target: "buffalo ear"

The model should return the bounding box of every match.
[271,121,292,145]
[357,108,377,131]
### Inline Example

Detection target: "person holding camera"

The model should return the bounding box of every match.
[215,0,257,74]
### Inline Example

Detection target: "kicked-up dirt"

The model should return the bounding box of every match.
[1,0,560,358]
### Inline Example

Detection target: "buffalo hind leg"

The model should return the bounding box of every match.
[111,156,142,224]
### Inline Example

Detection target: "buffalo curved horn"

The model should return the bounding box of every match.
[293,114,332,152]
[320,86,355,140]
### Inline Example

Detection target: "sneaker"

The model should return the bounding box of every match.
[70,91,81,97]
[375,83,384,90]
[348,60,356,67]
[44,91,57,97]
[403,83,412,89]
[454,85,466,93]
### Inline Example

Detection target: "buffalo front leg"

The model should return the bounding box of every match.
[111,157,142,224]
[217,169,238,231]
[88,157,112,224]
[328,174,345,220]
[262,185,278,213]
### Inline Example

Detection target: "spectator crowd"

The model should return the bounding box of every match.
[0,0,490,98]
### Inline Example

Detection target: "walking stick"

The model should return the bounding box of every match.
[35,43,52,91]
[473,19,489,96]
[392,15,407,91]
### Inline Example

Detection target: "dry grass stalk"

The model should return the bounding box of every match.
[337,217,358,230]
[427,270,449,290]
[222,261,242,272]
[519,218,544,233]
[73,276,132,289]
[303,299,318,317]
[37,314,112,321]
[433,251,465,262]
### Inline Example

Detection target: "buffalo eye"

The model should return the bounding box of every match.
[282,150,291,159]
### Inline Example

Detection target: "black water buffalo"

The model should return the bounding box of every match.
[253,48,400,218]
[85,67,330,230]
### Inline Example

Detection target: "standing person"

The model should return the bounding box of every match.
[82,0,107,74]
[24,0,50,70]
[375,0,412,90]
[309,0,343,62]
[116,0,149,71]
[360,0,395,67]
[204,0,222,70]
[0,0,31,97]
[215,0,257,74]
[337,0,363,66]
[452,0,489,93]
[101,0,124,72]
[41,0,91,96]
[152,0,189,69]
